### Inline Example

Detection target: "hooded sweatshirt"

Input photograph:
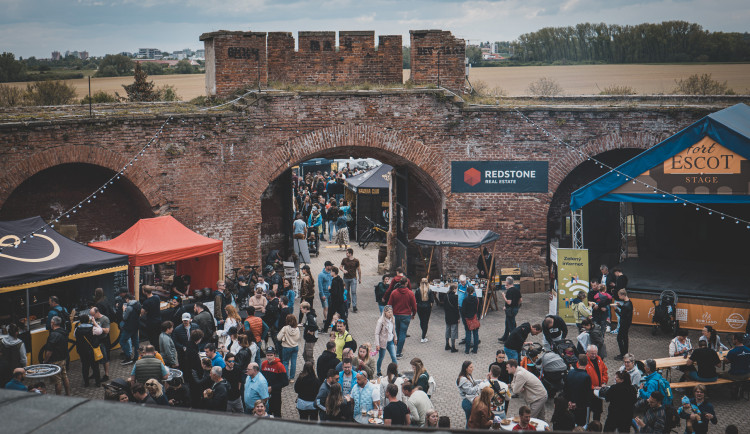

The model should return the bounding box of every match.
[277,325,301,348]
[261,357,289,390]
[0,335,27,367]
[388,285,417,316]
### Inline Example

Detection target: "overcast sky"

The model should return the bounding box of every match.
[3,0,749,59]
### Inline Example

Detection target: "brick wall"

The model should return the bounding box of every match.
[203,30,403,96]
[410,30,466,94]
[0,92,726,272]
[200,31,268,97]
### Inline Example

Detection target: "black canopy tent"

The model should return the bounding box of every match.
[345,164,392,239]
[0,216,129,292]
[412,227,500,317]
[0,216,128,362]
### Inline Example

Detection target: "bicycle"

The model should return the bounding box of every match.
[358,216,388,249]
[225,265,261,307]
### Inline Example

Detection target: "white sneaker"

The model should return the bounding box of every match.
[420,338,426,343]
[423,338,428,343]
[606,325,611,332]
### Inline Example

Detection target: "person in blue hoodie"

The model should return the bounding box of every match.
[318,261,333,328]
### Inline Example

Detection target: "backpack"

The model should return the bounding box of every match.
[343,332,357,353]
[52,306,71,332]
[657,375,673,405]
[663,404,680,432]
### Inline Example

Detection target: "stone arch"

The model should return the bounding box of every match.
[0,145,167,210]
[548,131,666,193]
[241,124,450,203]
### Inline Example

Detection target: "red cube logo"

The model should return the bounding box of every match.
[464,168,481,186]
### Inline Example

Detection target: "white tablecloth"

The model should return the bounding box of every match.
[498,418,549,431]
[430,285,483,298]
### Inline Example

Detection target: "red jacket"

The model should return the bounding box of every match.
[388,286,417,316]
[382,275,411,304]
[261,357,288,389]
[584,356,608,388]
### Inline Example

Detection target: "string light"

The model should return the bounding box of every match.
[511,107,750,230]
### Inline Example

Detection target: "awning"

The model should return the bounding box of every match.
[0,216,128,293]
[413,227,500,248]
[89,215,223,266]
[345,164,392,192]
[570,103,750,211]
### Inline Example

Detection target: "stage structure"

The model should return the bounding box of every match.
[570,103,750,333]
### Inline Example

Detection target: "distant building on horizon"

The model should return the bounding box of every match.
[51,51,61,61]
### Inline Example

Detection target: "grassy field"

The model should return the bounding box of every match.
[5,64,750,100]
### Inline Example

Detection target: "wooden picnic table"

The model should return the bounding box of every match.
[654,351,728,381]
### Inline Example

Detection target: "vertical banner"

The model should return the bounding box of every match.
[556,248,590,324]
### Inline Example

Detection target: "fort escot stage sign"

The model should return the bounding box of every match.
[451,161,549,193]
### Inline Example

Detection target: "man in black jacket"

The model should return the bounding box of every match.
[202,366,229,412]
[316,340,340,380]
[326,267,347,328]
[193,303,215,350]
[222,353,244,413]
[444,284,460,353]
[564,355,592,427]
[614,289,633,361]
[141,286,162,347]
[542,314,568,351]
[503,322,542,362]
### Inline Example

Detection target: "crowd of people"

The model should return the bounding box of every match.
[2,164,750,434]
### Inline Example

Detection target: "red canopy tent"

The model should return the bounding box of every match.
[89,216,224,296]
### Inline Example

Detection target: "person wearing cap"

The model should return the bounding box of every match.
[172,312,199,368]
[159,321,178,368]
[261,346,289,418]
[319,261,333,328]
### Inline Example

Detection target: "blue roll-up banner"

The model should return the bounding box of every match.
[451,161,549,193]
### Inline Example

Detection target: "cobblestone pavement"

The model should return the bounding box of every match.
[62,241,748,431]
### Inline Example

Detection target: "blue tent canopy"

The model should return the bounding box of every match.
[570,103,750,211]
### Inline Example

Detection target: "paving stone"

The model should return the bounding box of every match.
[57,241,748,430]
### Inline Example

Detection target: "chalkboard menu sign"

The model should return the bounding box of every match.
[113,270,128,294]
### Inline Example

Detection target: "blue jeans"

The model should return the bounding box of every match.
[502,306,519,340]
[687,370,717,382]
[465,327,479,353]
[282,346,299,379]
[504,347,519,362]
[377,341,397,374]
[344,278,357,308]
[378,304,385,314]
[328,221,336,240]
[119,327,139,359]
[394,315,411,356]
[461,398,472,427]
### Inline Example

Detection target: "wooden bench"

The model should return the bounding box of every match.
[670,378,750,400]
[670,378,733,389]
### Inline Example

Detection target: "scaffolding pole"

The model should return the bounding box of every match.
[572,209,584,249]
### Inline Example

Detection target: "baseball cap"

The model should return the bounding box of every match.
[181,313,192,321]
[266,346,276,354]
[324,261,333,267]
[238,276,246,282]
[227,326,237,335]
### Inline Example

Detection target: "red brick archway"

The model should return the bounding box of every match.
[0,145,167,209]
[241,124,450,203]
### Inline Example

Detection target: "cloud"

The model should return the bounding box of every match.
[4,0,750,58]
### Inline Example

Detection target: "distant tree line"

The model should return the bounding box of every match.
[513,21,750,63]
[0,52,202,83]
